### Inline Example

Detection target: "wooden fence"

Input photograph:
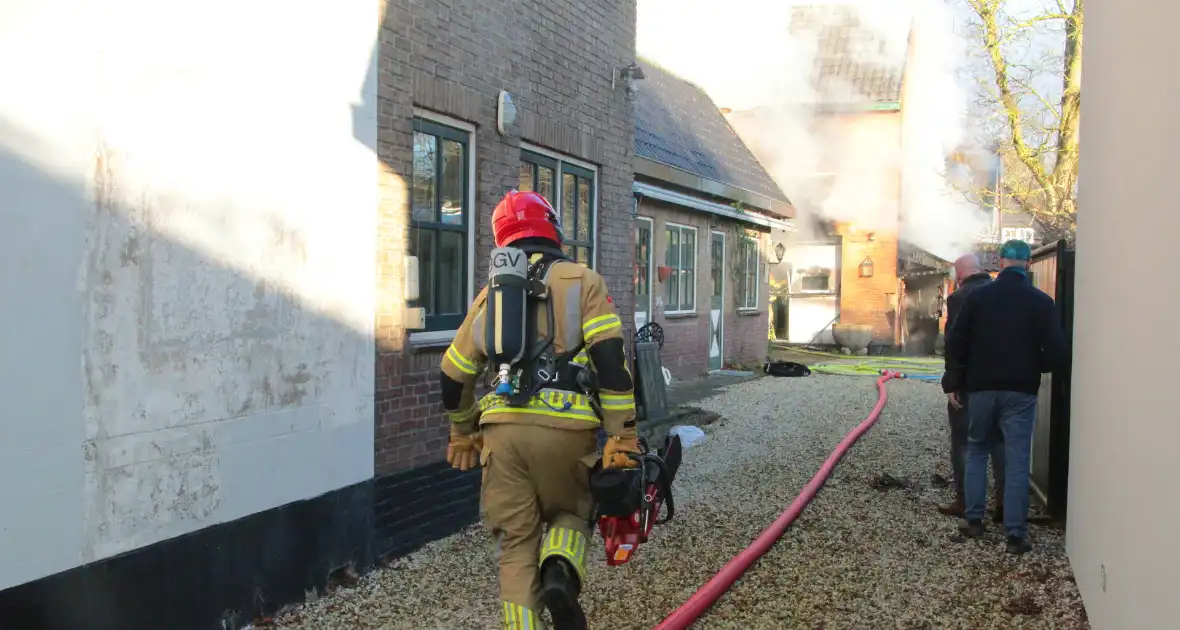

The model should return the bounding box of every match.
[1028,239,1076,520]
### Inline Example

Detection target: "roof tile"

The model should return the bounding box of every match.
[634,59,789,207]
[789,4,910,105]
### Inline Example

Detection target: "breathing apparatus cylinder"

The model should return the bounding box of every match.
[485,247,531,395]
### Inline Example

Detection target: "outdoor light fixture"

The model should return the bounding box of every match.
[774,242,786,263]
[612,62,646,97]
[859,256,874,278]
[497,91,517,135]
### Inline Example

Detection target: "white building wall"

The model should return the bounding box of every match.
[0,0,379,591]
[1066,1,1180,627]
[782,243,839,344]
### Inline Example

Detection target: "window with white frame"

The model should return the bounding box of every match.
[519,149,596,267]
[736,235,760,310]
[410,118,470,332]
[664,224,697,313]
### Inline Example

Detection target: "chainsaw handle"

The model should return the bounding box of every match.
[628,451,675,525]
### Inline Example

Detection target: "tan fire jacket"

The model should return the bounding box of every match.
[439,256,635,437]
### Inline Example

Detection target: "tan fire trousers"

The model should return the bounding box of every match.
[480,421,599,615]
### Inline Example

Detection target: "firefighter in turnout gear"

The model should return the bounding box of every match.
[439,190,639,630]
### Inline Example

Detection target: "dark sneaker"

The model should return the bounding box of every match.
[958,519,985,539]
[540,559,587,630]
[1006,536,1033,555]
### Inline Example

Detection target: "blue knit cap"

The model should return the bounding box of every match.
[999,239,1032,261]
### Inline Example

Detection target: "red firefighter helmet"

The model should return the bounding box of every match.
[492,190,564,247]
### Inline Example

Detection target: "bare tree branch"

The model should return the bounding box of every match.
[958,0,1082,237]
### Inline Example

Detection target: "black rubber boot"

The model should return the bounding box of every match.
[539,558,587,630]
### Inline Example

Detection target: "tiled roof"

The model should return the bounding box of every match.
[789,4,911,106]
[634,59,789,207]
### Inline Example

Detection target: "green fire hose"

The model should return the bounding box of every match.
[785,348,946,381]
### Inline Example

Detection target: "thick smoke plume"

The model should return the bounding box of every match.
[637,0,990,261]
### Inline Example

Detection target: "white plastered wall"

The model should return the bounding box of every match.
[0,0,380,590]
[1065,1,1180,627]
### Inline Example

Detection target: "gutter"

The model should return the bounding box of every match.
[633,181,796,231]
[815,101,902,114]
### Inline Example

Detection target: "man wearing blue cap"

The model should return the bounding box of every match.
[945,240,1069,554]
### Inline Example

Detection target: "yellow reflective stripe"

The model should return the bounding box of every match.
[481,406,599,423]
[502,601,539,630]
[445,345,478,375]
[472,309,486,354]
[539,527,589,584]
[600,393,635,410]
[582,313,621,341]
[446,404,478,424]
[479,389,601,423]
[571,349,589,366]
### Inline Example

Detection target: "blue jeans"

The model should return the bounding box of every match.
[949,393,1005,498]
[964,390,1038,537]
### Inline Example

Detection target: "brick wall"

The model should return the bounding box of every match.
[811,110,903,345]
[637,197,770,380]
[839,228,900,342]
[373,0,637,558]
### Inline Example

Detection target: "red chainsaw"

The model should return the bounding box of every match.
[591,433,682,566]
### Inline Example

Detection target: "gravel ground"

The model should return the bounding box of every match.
[270,375,1089,630]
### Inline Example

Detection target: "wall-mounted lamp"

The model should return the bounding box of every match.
[497,91,517,135]
[858,256,874,278]
[774,242,786,263]
[612,62,646,97]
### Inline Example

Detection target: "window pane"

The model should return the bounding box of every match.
[684,269,695,308]
[801,274,829,291]
[577,178,591,242]
[667,272,679,309]
[682,231,696,273]
[440,140,464,226]
[409,228,436,314]
[636,226,650,298]
[666,228,679,267]
[577,246,590,267]
[437,231,464,315]
[736,245,746,306]
[412,132,437,222]
[538,166,555,206]
[519,161,534,192]
[711,236,723,299]
[735,241,746,306]
[749,242,759,301]
[562,173,576,236]
[563,244,576,260]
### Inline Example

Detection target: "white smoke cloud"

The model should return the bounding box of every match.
[637,0,991,261]
[899,0,992,260]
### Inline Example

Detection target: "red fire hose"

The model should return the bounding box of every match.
[653,371,901,630]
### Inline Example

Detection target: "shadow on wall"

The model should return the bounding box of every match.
[0,121,375,629]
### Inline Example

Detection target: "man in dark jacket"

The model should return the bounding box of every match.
[938,254,1005,520]
[946,240,1069,554]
